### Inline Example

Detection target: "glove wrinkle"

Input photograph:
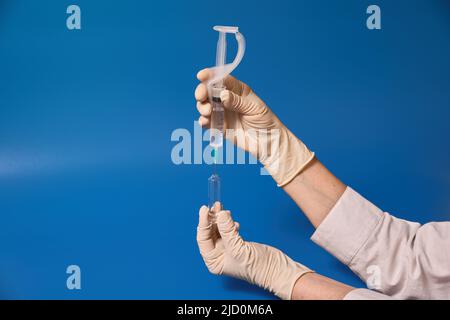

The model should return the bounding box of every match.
[198,209,313,300]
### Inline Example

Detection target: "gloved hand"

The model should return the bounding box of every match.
[196,205,313,300]
[195,69,315,186]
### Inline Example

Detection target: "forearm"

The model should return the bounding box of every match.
[283,157,346,228]
[291,273,353,300]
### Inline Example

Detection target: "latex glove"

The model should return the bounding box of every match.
[195,69,315,186]
[196,205,313,300]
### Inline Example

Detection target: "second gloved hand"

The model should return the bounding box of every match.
[197,205,313,300]
[195,69,315,186]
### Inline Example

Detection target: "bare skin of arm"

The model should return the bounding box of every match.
[283,157,346,228]
[285,159,353,299]
[291,273,354,300]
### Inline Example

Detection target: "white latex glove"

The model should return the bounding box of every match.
[195,69,315,186]
[196,205,313,300]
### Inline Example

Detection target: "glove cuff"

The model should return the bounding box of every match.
[282,270,315,300]
[263,129,315,187]
[272,259,314,300]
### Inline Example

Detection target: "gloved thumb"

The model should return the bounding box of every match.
[216,210,245,252]
[220,90,250,114]
[197,205,214,255]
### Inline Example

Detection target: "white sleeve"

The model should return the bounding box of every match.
[311,187,450,299]
[344,288,394,300]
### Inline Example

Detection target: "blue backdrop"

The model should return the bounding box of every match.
[0,0,449,299]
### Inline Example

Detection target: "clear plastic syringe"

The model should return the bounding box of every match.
[207,26,245,222]
[208,26,245,149]
[209,30,227,149]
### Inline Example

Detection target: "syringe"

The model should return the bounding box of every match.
[207,26,245,222]
[208,26,245,150]
[209,86,225,150]
[209,29,227,150]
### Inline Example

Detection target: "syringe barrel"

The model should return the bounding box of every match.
[210,87,225,148]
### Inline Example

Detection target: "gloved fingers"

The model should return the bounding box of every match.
[220,90,247,114]
[197,101,212,116]
[198,116,210,127]
[210,221,239,240]
[197,205,215,253]
[211,223,220,243]
[197,68,246,96]
[209,222,240,257]
[198,205,211,227]
[223,75,247,96]
[196,68,211,82]
[221,90,263,116]
[216,210,245,253]
[195,83,208,102]
[210,212,239,241]
[210,201,222,213]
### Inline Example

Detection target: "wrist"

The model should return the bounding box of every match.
[263,131,315,187]
[291,273,353,300]
[267,251,313,300]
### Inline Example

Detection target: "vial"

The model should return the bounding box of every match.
[208,173,222,223]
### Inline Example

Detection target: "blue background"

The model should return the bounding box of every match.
[0,0,449,299]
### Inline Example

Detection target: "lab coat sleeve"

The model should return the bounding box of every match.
[311,187,450,299]
[344,288,394,300]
